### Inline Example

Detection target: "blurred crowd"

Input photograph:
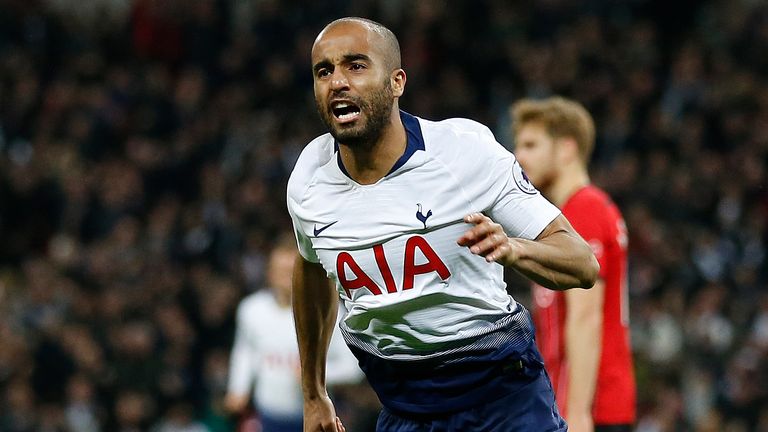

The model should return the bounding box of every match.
[0,0,766,431]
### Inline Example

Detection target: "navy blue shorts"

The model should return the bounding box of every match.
[375,367,566,432]
[259,412,303,432]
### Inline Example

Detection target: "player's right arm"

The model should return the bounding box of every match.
[292,256,346,432]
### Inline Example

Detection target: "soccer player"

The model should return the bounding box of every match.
[224,235,362,432]
[288,17,599,432]
[511,97,636,432]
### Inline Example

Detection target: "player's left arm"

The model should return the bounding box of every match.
[457,213,599,290]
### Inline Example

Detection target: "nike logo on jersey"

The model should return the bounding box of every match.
[313,221,338,237]
[416,203,433,229]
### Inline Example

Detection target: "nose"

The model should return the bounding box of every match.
[329,70,349,91]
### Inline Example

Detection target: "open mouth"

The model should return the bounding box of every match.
[331,101,361,123]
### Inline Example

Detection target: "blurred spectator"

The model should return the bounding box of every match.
[0,379,37,431]
[152,402,211,432]
[113,390,155,431]
[224,234,363,432]
[64,374,102,432]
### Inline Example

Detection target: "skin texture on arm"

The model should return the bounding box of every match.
[457,213,599,290]
[292,256,346,432]
[564,278,605,432]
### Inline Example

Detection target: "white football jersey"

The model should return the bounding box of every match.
[287,112,560,361]
[227,291,362,417]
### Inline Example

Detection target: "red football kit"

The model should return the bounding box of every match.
[532,185,636,425]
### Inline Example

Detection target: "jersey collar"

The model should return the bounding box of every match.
[334,110,425,179]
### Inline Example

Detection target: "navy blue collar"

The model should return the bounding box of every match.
[335,110,425,179]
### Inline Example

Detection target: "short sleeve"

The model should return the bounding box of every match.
[286,136,333,263]
[287,196,320,263]
[439,119,560,239]
[486,157,561,240]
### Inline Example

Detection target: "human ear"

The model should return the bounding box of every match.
[391,69,406,97]
[557,137,580,163]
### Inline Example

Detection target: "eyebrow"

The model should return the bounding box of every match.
[312,53,373,74]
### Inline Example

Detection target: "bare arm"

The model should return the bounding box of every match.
[292,256,346,432]
[457,213,599,290]
[564,279,604,432]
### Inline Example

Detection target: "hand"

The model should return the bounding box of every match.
[223,393,250,415]
[565,411,594,432]
[304,395,346,432]
[457,213,522,266]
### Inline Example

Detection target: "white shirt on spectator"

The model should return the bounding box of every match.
[227,290,362,419]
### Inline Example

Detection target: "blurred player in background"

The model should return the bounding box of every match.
[511,97,636,432]
[224,235,362,432]
[288,17,599,432]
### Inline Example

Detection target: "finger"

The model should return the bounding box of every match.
[463,212,489,225]
[459,223,503,248]
[336,417,346,432]
[469,232,507,257]
[457,215,495,246]
[486,240,512,263]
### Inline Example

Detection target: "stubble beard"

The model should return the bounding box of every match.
[317,80,394,149]
[534,166,558,195]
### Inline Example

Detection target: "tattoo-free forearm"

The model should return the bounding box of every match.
[458,213,598,289]
[508,227,598,290]
[292,257,339,400]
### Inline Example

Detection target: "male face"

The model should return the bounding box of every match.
[267,247,296,297]
[514,122,561,191]
[311,22,397,146]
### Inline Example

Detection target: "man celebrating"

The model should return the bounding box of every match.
[288,18,599,432]
[512,97,636,432]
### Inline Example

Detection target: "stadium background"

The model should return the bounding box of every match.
[0,0,767,430]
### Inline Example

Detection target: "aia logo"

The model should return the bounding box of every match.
[335,235,450,297]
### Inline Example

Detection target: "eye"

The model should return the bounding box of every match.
[349,63,366,71]
[316,68,331,78]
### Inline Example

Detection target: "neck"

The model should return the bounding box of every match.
[338,110,406,185]
[544,165,590,208]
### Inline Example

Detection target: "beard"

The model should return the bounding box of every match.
[530,165,557,193]
[317,80,394,148]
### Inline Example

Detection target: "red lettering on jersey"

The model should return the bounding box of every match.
[337,252,381,297]
[373,244,397,293]
[335,237,451,296]
[402,236,451,290]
